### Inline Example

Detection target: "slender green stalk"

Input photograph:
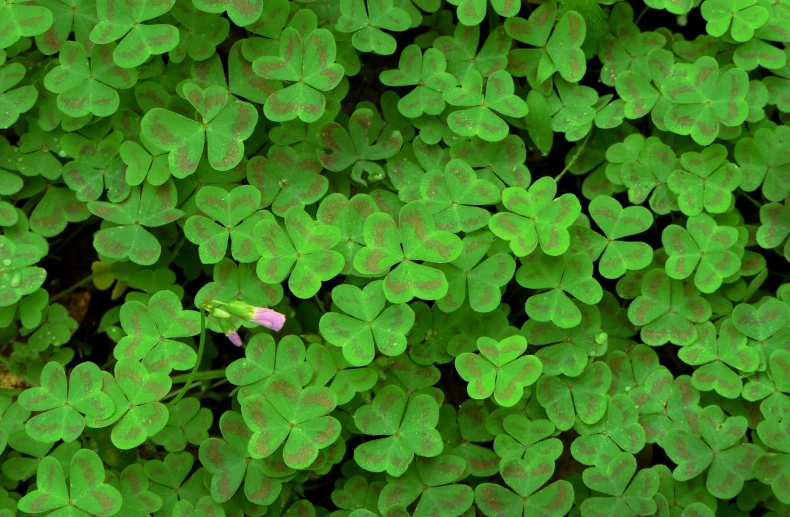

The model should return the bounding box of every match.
[169,309,207,406]
[50,269,109,303]
[555,128,594,183]
[170,369,226,384]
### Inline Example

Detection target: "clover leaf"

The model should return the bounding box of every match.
[701,0,769,42]
[378,455,474,517]
[661,56,749,145]
[253,28,344,122]
[517,251,603,329]
[336,0,410,55]
[168,0,229,62]
[420,158,500,233]
[316,193,380,275]
[668,145,743,216]
[90,0,179,68]
[198,411,291,505]
[241,372,340,469]
[380,44,457,118]
[627,268,712,346]
[522,303,608,377]
[662,405,760,499]
[536,361,612,431]
[354,201,462,303]
[475,457,574,517]
[317,108,403,185]
[44,41,137,118]
[184,185,269,264]
[88,180,182,265]
[585,195,654,279]
[141,84,258,176]
[18,449,122,517]
[600,23,666,86]
[434,230,516,313]
[573,395,646,466]
[489,176,581,257]
[455,335,541,407]
[757,199,790,262]
[147,397,210,454]
[18,361,113,443]
[443,69,528,142]
[319,280,415,367]
[493,413,563,464]
[353,384,443,476]
[0,235,47,307]
[734,126,790,201]
[663,214,741,293]
[504,1,587,87]
[678,319,758,398]
[580,452,659,517]
[0,64,38,129]
[254,206,345,299]
[247,145,328,217]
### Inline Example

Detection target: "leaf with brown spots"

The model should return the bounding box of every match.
[241,372,339,469]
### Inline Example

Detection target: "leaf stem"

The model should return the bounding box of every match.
[50,269,110,303]
[555,128,594,183]
[738,191,762,208]
[635,6,650,25]
[170,369,226,384]
[168,309,207,407]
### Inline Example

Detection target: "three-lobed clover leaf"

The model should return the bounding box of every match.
[443,69,528,142]
[316,193,380,275]
[379,44,457,118]
[475,456,574,517]
[757,198,790,262]
[254,206,345,299]
[660,55,749,145]
[88,180,183,265]
[353,384,443,476]
[662,214,741,293]
[434,230,516,313]
[0,235,47,307]
[354,200,462,303]
[150,397,212,452]
[489,176,581,257]
[734,126,790,202]
[226,334,312,399]
[0,0,53,50]
[198,411,291,505]
[701,0,769,42]
[668,145,743,216]
[583,194,654,279]
[317,108,403,185]
[504,1,587,87]
[378,455,474,517]
[336,0,410,55]
[90,0,179,68]
[253,27,344,122]
[114,290,200,373]
[0,64,38,129]
[247,145,328,217]
[536,361,612,431]
[493,414,563,464]
[599,23,666,87]
[420,158,500,233]
[455,335,541,407]
[627,268,712,346]
[44,41,137,118]
[241,372,340,469]
[18,449,122,517]
[141,83,258,176]
[678,319,759,399]
[572,394,647,466]
[580,452,659,517]
[184,185,269,264]
[662,405,761,499]
[18,361,114,443]
[319,280,415,367]
[516,251,603,329]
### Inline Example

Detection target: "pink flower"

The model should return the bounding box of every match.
[227,331,243,347]
[252,308,286,331]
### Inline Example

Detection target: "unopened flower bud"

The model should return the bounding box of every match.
[223,300,286,331]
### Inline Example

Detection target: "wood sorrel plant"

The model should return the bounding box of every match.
[1,0,790,515]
